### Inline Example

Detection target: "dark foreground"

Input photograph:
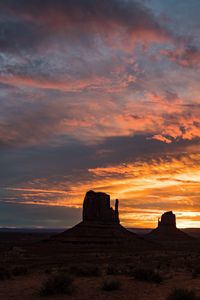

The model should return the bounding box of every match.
[0,229,200,300]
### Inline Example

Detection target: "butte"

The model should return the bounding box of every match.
[48,190,154,251]
[146,211,193,245]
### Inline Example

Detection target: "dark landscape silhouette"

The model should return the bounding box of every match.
[146,211,193,243]
[0,190,200,300]
[49,190,152,249]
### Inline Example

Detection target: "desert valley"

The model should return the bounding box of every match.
[0,191,200,300]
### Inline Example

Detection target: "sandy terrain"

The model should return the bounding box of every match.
[0,271,200,300]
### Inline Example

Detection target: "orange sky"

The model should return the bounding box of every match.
[6,151,200,228]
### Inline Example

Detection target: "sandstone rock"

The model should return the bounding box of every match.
[147,211,193,242]
[50,190,153,250]
[158,211,176,228]
[83,190,119,223]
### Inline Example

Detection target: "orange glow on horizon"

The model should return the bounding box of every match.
[5,152,200,228]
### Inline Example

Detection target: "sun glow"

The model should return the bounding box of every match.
[5,153,200,228]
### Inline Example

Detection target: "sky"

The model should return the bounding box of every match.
[0,0,200,228]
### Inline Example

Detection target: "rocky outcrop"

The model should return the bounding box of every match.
[83,190,119,223]
[50,190,153,250]
[146,211,193,242]
[158,211,176,228]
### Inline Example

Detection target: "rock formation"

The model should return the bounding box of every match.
[83,190,119,223]
[146,211,192,242]
[50,190,152,250]
[158,211,176,228]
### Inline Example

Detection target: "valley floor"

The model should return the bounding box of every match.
[0,271,200,300]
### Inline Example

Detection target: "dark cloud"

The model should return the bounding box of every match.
[0,202,81,227]
[0,132,196,188]
[161,45,200,68]
[0,17,42,53]
[0,0,162,29]
[0,0,171,53]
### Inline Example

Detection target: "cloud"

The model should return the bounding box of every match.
[0,0,173,53]
[161,46,200,68]
[2,151,200,227]
[0,202,81,228]
[0,18,39,52]
[0,87,200,148]
[151,135,172,144]
[0,0,200,228]
[88,153,200,178]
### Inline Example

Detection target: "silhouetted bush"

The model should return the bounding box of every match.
[166,288,198,300]
[39,272,73,296]
[106,265,120,275]
[69,264,100,277]
[101,278,121,291]
[44,268,52,275]
[0,267,11,280]
[12,266,28,276]
[192,265,200,278]
[133,268,163,284]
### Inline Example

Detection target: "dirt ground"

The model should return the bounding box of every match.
[0,231,200,300]
[0,270,200,300]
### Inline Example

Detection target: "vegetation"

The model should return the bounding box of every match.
[106,265,121,275]
[166,288,199,300]
[133,268,163,284]
[101,278,121,291]
[69,264,100,277]
[12,266,28,276]
[0,267,11,280]
[39,272,74,296]
[192,265,200,278]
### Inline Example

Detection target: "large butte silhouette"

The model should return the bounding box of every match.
[146,211,192,242]
[52,190,152,249]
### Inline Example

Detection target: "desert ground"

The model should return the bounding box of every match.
[1,270,200,300]
[0,230,200,300]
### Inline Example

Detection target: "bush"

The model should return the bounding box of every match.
[166,288,199,300]
[69,265,100,277]
[133,268,163,284]
[106,265,120,275]
[39,272,73,296]
[0,267,11,280]
[12,266,28,276]
[102,278,121,291]
[192,265,200,278]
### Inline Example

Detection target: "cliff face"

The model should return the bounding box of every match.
[158,211,176,228]
[50,190,153,250]
[83,190,119,223]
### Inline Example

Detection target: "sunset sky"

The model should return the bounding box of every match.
[0,0,200,228]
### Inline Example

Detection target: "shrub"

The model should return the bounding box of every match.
[69,265,100,277]
[133,268,163,284]
[44,268,52,275]
[39,272,73,296]
[192,265,200,278]
[0,267,11,280]
[12,266,28,276]
[166,288,198,300]
[101,278,121,291]
[106,265,120,275]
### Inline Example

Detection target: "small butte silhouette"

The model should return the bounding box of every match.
[146,211,193,242]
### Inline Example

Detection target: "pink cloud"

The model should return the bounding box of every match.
[161,46,200,68]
